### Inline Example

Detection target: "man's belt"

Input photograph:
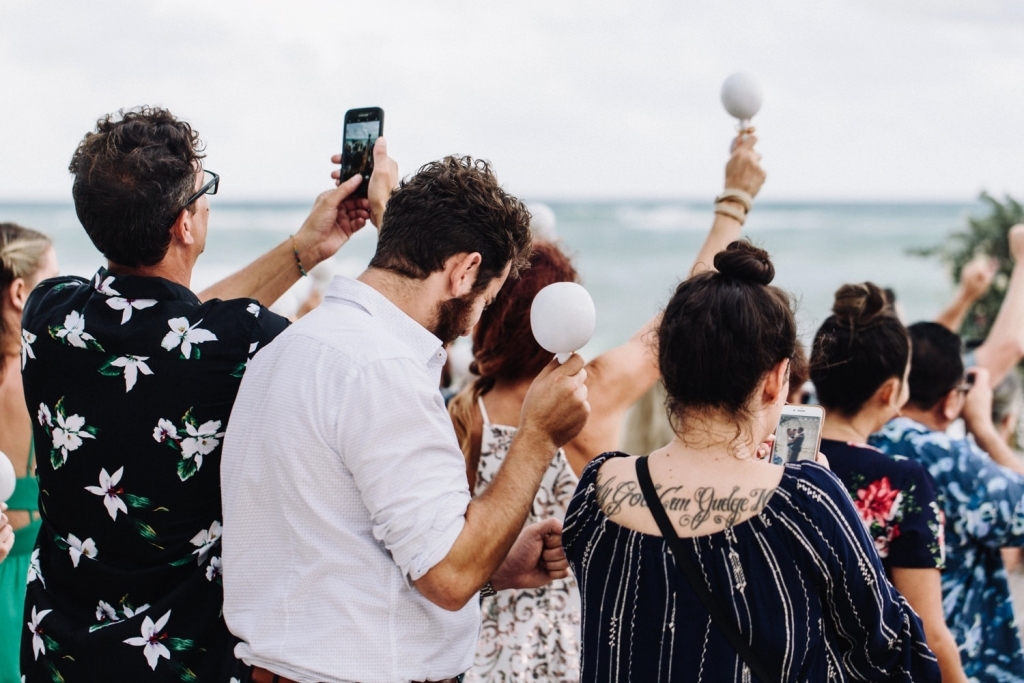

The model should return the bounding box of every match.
[250,665,460,683]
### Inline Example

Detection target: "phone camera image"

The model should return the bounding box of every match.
[342,120,380,183]
[772,414,822,464]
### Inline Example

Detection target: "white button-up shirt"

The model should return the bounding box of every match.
[221,276,478,683]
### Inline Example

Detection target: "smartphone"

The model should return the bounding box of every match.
[771,405,825,464]
[340,107,384,198]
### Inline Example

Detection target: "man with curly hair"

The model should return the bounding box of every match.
[221,156,591,683]
[20,106,389,682]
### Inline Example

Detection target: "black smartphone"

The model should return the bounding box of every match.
[340,107,384,199]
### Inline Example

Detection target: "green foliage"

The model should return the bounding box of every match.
[916,193,1024,340]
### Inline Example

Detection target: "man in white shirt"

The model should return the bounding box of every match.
[221,149,590,683]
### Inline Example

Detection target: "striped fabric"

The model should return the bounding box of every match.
[562,452,940,682]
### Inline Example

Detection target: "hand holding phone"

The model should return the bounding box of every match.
[771,405,825,464]
[340,107,384,199]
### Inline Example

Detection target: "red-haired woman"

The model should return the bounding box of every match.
[449,136,766,682]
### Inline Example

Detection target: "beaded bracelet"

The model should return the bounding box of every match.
[714,201,747,226]
[290,235,308,277]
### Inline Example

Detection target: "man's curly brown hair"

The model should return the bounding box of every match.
[70,106,205,267]
[370,156,532,293]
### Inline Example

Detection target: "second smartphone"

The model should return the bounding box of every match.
[340,107,384,198]
[771,404,825,464]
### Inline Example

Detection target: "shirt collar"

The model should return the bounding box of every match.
[91,267,202,304]
[324,276,447,368]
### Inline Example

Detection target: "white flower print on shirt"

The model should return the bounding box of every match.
[99,355,154,392]
[161,317,217,360]
[21,329,36,369]
[96,600,119,624]
[206,555,222,582]
[64,533,98,567]
[27,606,53,660]
[93,273,120,296]
[123,610,172,670]
[106,297,158,325]
[190,521,222,564]
[85,467,128,521]
[90,596,150,633]
[50,310,102,351]
[27,548,44,587]
[154,409,223,480]
[246,302,260,317]
[38,398,98,468]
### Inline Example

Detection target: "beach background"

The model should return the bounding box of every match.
[0,199,980,355]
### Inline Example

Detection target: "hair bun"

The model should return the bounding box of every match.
[713,241,775,285]
[832,282,889,327]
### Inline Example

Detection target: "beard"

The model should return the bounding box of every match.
[430,292,476,345]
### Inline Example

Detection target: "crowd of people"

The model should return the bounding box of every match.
[2,105,1024,682]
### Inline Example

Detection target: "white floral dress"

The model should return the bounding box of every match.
[465,397,581,683]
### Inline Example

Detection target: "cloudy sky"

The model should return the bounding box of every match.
[2,0,1023,202]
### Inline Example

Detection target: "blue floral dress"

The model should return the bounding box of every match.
[871,417,1024,682]
[820,439,944,576]
[19,269,288,682]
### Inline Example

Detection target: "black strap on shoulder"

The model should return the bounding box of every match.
[635,456,778,683]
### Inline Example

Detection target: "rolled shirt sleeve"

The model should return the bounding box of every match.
[338,357,472,581]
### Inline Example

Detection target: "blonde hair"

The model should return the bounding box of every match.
[1,222,52,346]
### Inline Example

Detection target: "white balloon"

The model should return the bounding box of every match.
[531,282,596,363]
[721,73,763,123]
[528,202,558,240]
[0,450,15,503]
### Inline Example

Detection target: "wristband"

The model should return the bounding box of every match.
[716,188,753,212]
[714,202,747,226]
[290,235,308,277]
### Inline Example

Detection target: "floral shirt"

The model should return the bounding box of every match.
[871,417,1024,682]
[820,439,944,576]
[20,269,288,683]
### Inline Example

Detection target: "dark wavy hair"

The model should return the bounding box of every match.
[70,106,205,268]
[658,241,796,428]
[369,156,532,293]
[810,282,911,416]
[449,240,578,457]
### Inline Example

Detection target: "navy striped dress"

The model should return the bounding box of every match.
[562,452,940,682]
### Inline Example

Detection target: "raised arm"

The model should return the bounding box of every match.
[199,138,398,305]
[563,135,766,473]
[935,255,997,333]
[973,224,1024,385]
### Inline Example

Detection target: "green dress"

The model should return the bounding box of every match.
[1,443,40,683]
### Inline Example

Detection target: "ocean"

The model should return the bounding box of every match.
[0,200,982,356]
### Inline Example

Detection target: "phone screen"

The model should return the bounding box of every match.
[771,407,824,464]
[340,109,383,196]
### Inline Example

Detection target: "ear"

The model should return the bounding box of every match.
[168,210,195,248]
[7,278,28,314]
[876,376,901,409]
[446,252,482,298]
[762,358,791,407]
[940,388,961,422]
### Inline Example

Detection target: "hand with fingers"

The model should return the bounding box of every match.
[725,134,766,200]
[490,518,569,591]
[520,354,591,456]
[331,137,399,228]
[292,172,371,267]
[959,255,998,303]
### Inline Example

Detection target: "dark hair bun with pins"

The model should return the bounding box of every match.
[657,240,796,429]
[713,241,775,286]
[831,282,890,328]
[810,281,910,416]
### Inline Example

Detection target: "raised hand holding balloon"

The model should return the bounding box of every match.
[721,72,762,138]
[531,282,596,364]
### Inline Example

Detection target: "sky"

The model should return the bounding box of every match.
[2,0,1024,202]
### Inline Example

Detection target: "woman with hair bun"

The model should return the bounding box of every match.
[812,282,966,682]
[563,242,939,682]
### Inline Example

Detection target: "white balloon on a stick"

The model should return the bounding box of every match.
[0,450,16,503]
[531,282,596,364]
[721,72,763,133]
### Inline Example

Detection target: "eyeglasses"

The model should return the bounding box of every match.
[181,169,219,210]
[955,372,977,394]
